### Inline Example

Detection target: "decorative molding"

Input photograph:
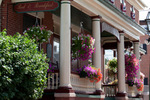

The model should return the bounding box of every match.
[126,0,147,10]
[91,15,102,19]
[119,30,124,33]
[58,0,73,1]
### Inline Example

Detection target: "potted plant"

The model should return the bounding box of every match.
[24,25,53,50]
[125,54,140,97]
[125,54,139,86]
[71,33,95,61]
[77,64,102,83]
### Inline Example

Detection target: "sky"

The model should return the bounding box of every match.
[139,0,150,20]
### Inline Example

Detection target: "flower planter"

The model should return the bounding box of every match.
[126,84,137,97]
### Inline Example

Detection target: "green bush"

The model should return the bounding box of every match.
[0,30,48,100]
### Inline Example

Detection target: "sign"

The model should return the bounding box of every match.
[14,0,59,13]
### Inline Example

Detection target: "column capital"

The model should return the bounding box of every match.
[59,0,73,1]
[133,40,140,43]
[91,15,102,20]
[119,30,124,33]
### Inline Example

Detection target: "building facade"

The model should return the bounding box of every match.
[0,0,147,100]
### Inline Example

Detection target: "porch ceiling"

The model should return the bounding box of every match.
[72,0,147,41]
[103,41,132,49]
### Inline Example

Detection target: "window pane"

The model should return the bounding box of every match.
[53,38,60,64]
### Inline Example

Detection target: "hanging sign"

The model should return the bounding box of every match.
[14,0,59,13]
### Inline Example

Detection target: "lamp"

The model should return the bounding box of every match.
[145,11,150,45]
[146,11,150,32]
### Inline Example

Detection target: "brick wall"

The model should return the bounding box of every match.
[135,8,139,23]
[42,12,54,54]
[126,1,131,17]
[1,0,23,35]
[115,0,121,10]
[140,35,149,84]
[114,0,139,23]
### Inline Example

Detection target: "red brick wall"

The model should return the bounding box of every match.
[140,35,149,84]
[115,0,121,10]
[135,9,139,23]
[114,0,139,23]
[1,0,23,35]
[126,1,131,17]
[41,12,54,54]
[1,0,8,31]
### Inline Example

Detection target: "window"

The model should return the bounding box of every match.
[53,37,60,65]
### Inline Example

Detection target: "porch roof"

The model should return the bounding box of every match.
[72,0,147,41]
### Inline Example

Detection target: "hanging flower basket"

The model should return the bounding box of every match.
[125,54,139,86]
[71,33,95,61]
[77,65,102,83]
[24,25,53,44]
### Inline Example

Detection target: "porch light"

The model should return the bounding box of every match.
[145,11,150,44]
[146,11,150,32]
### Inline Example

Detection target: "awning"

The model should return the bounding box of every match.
[102,22,120,41]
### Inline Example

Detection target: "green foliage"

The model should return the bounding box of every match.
[0,30,48,100]
[25,25,53,44]
[108,58,117,74]
[105,58,109,65]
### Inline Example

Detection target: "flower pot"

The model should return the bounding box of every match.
[127,85,136,97]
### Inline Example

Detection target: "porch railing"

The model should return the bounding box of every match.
[102,84,117,97]
[46,71,96,93]
[46,70,59,89]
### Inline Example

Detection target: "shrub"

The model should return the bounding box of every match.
[0,30,48,100]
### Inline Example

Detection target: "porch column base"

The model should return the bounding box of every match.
[55,86,76,100]
[93,90,105,99]
[136,93,143,98]
[115,92,128,100]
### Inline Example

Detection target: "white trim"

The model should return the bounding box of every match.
[126,0,147,10]
[54,93,76,97]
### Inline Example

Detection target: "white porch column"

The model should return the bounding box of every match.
[59,0,72,88]
[92,16,102,91]
[117,33,126,93]
[133,41,140,79]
